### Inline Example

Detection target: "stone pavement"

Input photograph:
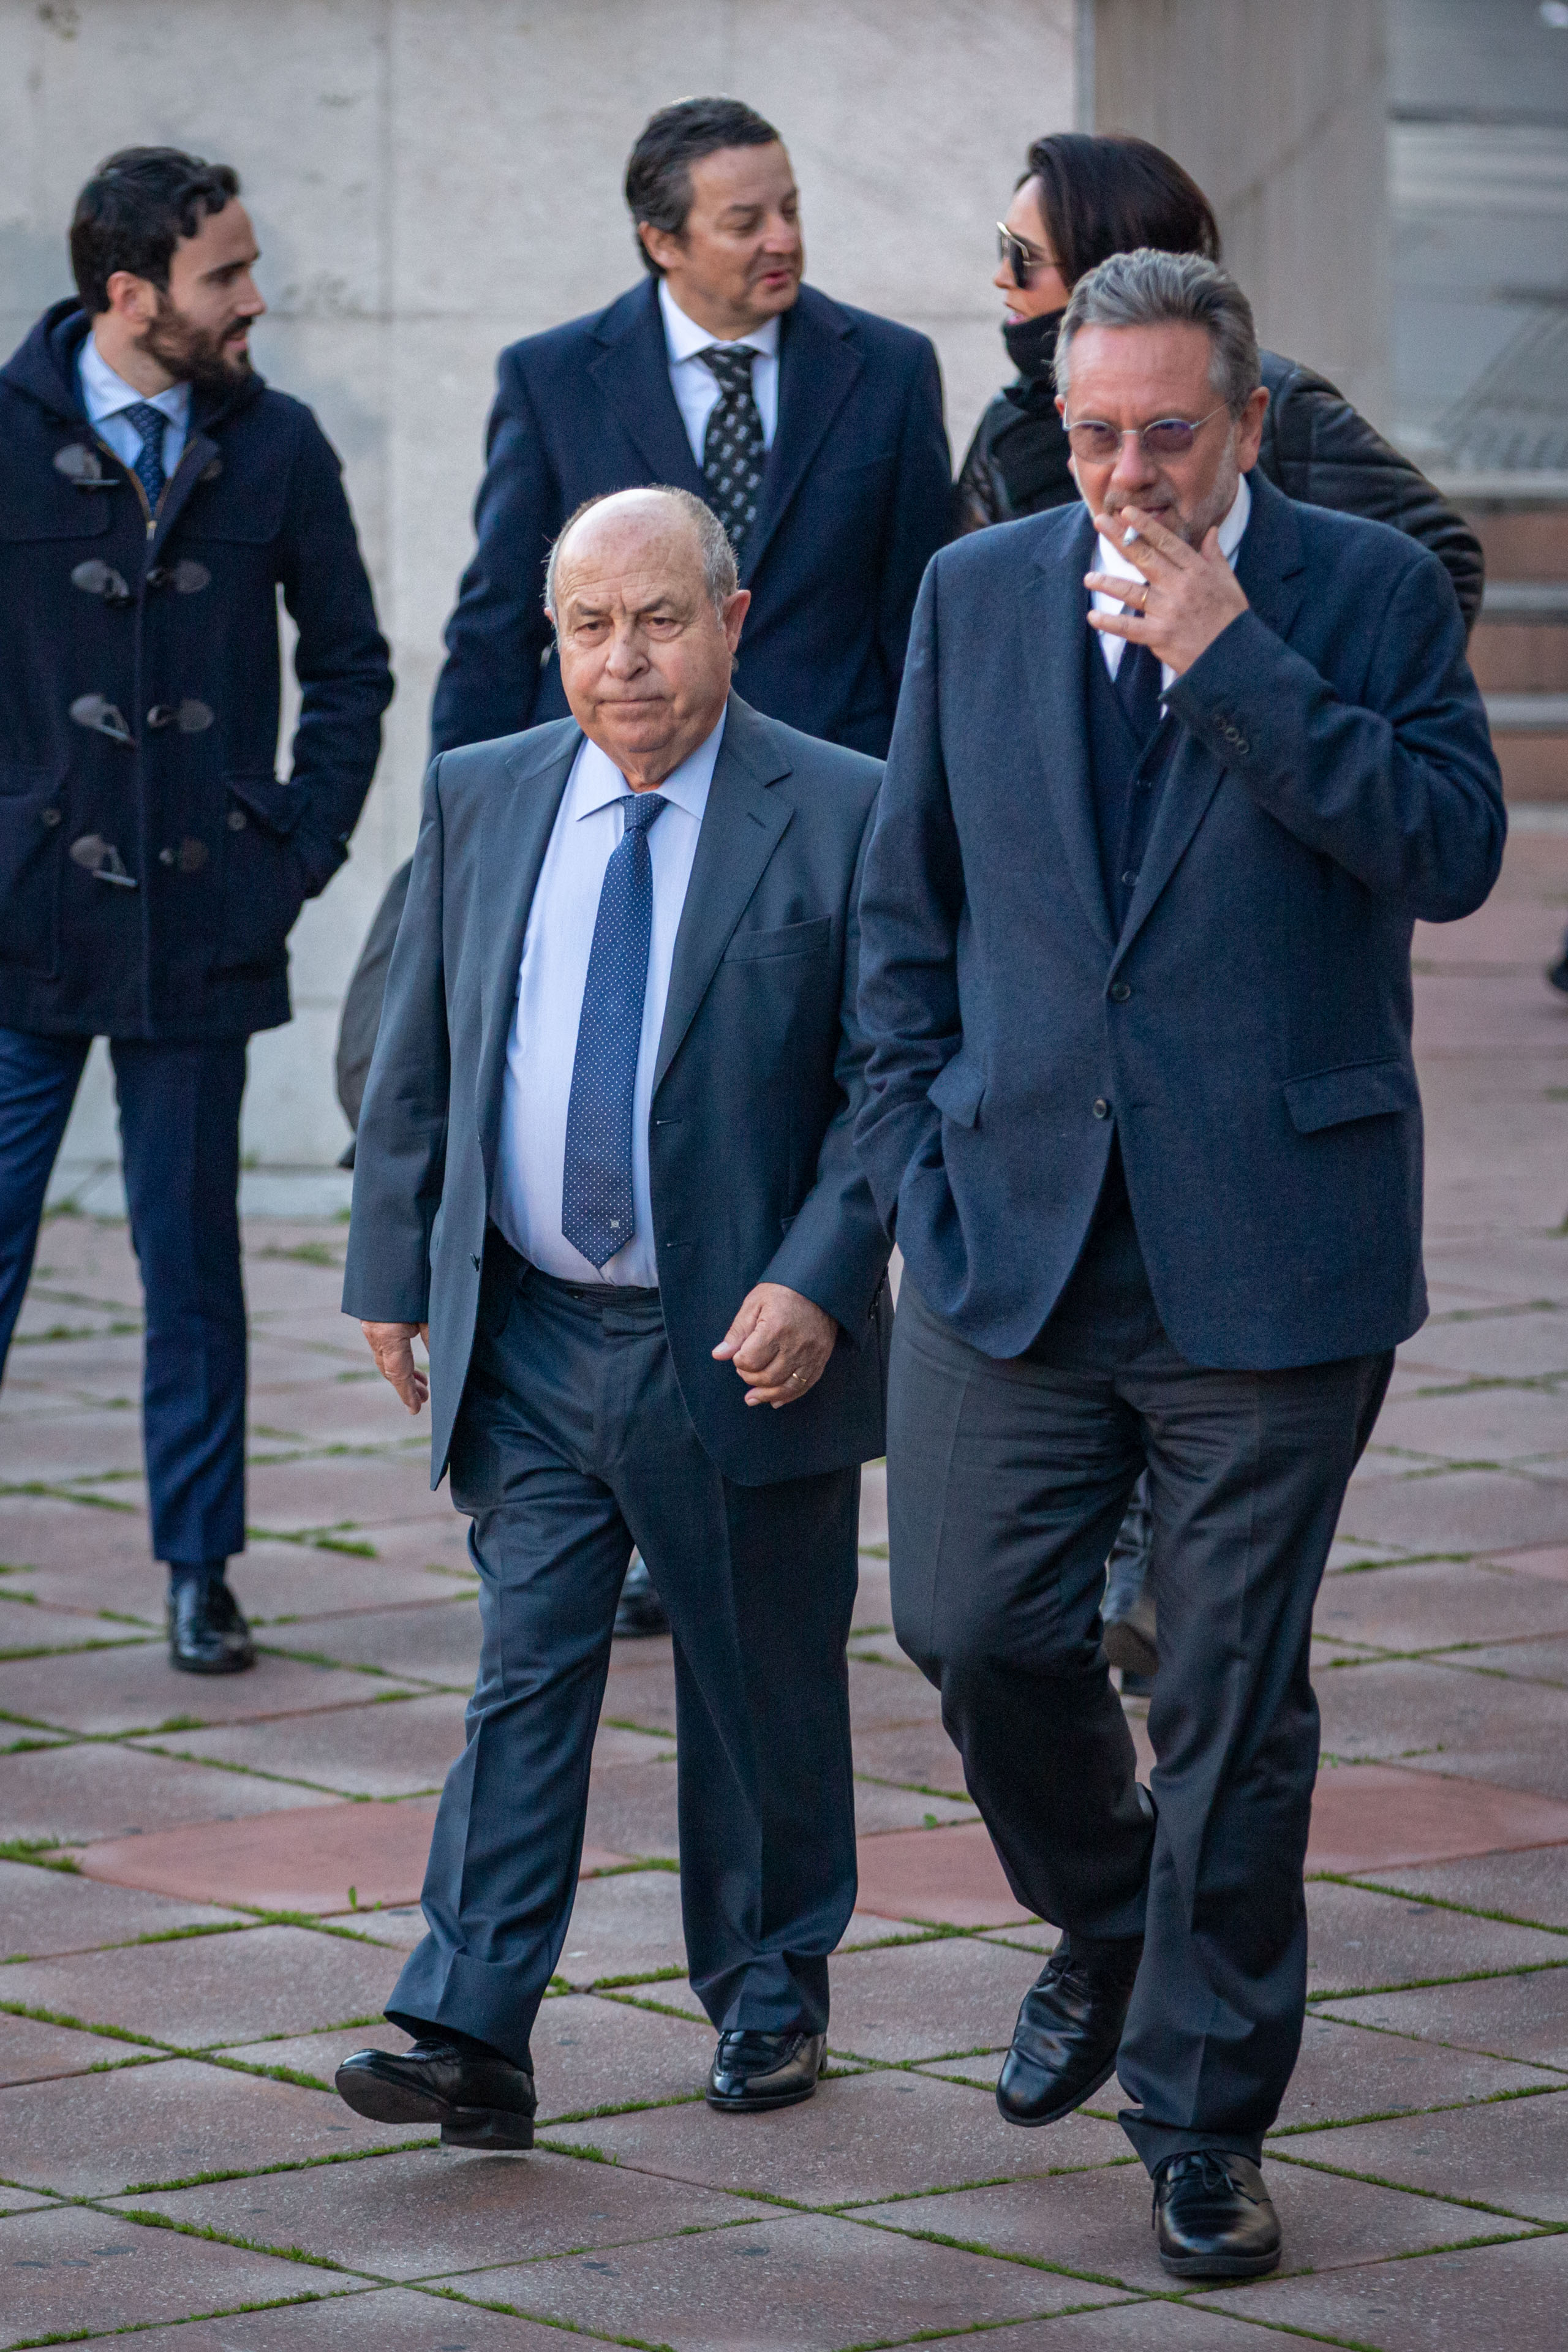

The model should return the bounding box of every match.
[5,828,1568,2350]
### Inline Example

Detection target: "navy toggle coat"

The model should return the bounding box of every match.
[0,300,393,1040]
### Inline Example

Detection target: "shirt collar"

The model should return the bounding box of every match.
[78,331,192,426]
[1093,470,1251,584]
[571,705,727,825]
[658,279,780,365]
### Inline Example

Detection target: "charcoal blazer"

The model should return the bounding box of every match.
[854,470,1506,1370]
[345,694,891,1483]
[428,279,951,759]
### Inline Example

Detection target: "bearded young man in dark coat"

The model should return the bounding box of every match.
[0,148,392,1673]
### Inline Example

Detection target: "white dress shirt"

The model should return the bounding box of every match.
[77,333,190,481]
[493,712,725,1287]
[1091,473,1251,690]
[659,279,780,465]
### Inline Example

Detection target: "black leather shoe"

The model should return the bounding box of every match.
[614,1553,669,1639]
[335,2035,536,2150]
[1102,1566,1158,1679]
[706,2027,826,2113]
[167,1580,254,1675]
[1154,2149,1281,2278]
[1547,955,1568,998]
[995,1945,1139,2127]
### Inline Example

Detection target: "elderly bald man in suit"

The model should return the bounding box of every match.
[333,486,891,2149]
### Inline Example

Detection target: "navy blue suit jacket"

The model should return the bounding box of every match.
[344,695,892,1486]
[429,279,951,760]
[854,470,1506,1370]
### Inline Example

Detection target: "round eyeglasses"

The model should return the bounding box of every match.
[1063,406,1229,462]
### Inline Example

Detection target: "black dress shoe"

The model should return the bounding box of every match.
[335,2035,536,2150]
[1154,2149,1281,2278]
[614,1554,670,1639]
[167,1580,255,1675]
[706,2027,826,2113]
[995,1945,1139,2127]
[1548,954,1568,998]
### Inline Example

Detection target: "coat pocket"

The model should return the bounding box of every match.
[1283,1056,1419,1134]
[928,1052,986,1129]
[0,761,64,976]
[722,916,832,962]
[210,773,307,974]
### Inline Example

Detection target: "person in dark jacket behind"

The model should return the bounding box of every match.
[0,149,392,1673]
[954,132,1486,1689]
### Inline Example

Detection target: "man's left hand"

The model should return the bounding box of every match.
[713,1283,837,1408]
[1085,502,1249,677]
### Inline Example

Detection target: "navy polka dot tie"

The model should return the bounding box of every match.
[699,345,765,556]
[122,401,168,511]
[561,793,669,1270]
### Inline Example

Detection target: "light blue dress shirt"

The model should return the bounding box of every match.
[493,711,726,1287]
[659,281,779,464]
[77,333,190,481]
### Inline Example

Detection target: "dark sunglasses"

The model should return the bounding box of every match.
[1063,406,1229,462]
[997,222,1057,290]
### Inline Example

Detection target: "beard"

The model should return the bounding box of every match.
[137,292,251,399]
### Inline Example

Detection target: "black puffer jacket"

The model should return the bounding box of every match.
[955,316,1485,634]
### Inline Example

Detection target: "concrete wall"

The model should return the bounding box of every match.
[1090,0,1391,429]
[0,0,1077,1178]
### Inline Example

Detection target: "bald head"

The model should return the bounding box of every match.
[545,487,750,789]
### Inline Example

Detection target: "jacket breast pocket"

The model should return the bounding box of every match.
[928,1053,986,1129]
[1283,1056,1419,1134]
[722,916,832,963]
[211,774,307,974]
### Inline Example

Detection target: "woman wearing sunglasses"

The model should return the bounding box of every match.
[957,134,1483,1696]
[957,132,1483,636]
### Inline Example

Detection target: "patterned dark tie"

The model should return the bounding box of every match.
[699,344,765,555]
[560,793,670,1271]
[1114,623,1164,750]
[123,401,168,511]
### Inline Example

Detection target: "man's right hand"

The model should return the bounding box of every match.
[362,1321,429,1415]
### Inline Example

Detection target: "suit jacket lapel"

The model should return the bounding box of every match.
[586,281,708,496]
[740,289,862,586]
[1110,471,1308,971]
[477,725,580,1189]
[1024,509,1115,955]
[652,696,794,1092]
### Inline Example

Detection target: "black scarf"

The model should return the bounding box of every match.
[991,309,1076,515]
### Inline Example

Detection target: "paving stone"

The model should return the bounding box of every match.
[1306,1758,1568,1871]
[1316,1964,1568,2071]
[0,1859,246,1961]
[600,1651,678,1735]
[111,2146,756,2283]
[552,1866,689,1989]
[845,1654,943,1730]
[0,1640,421,1737]
[546,2065,1123,2204]
[851,1781,979,1832]
[232,1543,465,1626]
[1454,1632,1568,1686]
[132,1692,472,1799]
[852,2144,1521,2294]
[1361,1844,1568,1928]
[1189,2228,1568,2351]
[927,2309,1314,2350]
[0,2011,151,2086]
[0,1740,340,1845]
[851,1552,891,1628]
[858,1460,887,1549]
[1314,1558,1568,1652]
[0,1601,154,1659]
[265,1600,485,1686]
[1,2054,433,2197]
[245,1455,451,1536]
[1303,1877,1568,1995]
[1366,1381,1568,1464]
[582,1757,680,1860]
[2,1411,149,1480]
[1488,1541,1568,1580]
[1,1922,398,2049]
[854,1819,1033,1926]
[820,1928,1041,2062]
[1384,1312,1568,1382]
[73,2290,574,2349]
[214,2020,407,2085]
[1275,2088,1568,2222]
[1335,1466,1568,1554]
[847,1720,971,1798]
[0,2203,355,2347]
[1276,2011,1562,2130]
[1316,1657,1568,1797]
[465,2207,1102,2346]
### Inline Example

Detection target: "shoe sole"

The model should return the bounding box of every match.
[996,2049,1120,2128]
[1102,1621,1159,1679]
[1158,2247,1281,2280]
[705,2079,819,2114]
[334,2063,534,2149]
[168,1653,255,1675]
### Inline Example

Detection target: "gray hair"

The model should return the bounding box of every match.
[544,486,739,619]
[1054,247,1261,417]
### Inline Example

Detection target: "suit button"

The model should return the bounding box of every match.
[159,846,175,865]
[147,704,176,730]
[1233,736,1250,755]
[1110,982,1131,1002]
[39,806,62,827]
[1093,1098,1110,1119]
[227,809,247,831]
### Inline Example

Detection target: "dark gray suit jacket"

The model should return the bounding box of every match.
[344,694,892,1485]
[855,470,1506,1370]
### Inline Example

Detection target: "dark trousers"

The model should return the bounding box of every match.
[887,1172,1390,2171]
[0,1028,248,1568]
[388,1235,861,2073]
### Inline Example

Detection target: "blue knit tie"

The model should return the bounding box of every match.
[123,401,168,510]
[561,793,669,1270]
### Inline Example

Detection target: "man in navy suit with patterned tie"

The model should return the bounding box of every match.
[334,488,891,2149]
